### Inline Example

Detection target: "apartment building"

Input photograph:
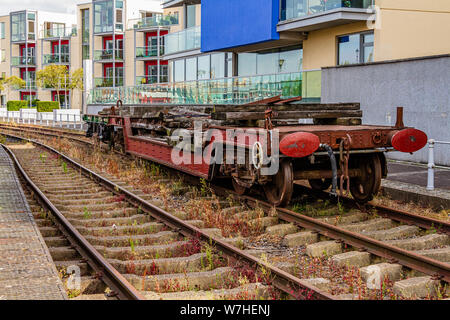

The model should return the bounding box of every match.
[0,10,82,108]
[77,0,177,94]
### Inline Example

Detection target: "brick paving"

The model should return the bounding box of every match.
[0,146,67,300]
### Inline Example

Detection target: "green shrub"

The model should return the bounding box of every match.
[36,101,60,112]
[31,99,40,107]
[6,100,28,111]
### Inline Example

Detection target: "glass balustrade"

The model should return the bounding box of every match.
[280,0,373,21]
[94,77,124,88]
[88,70,321,105]
[13,80,36,90]
[94,49,124,61]
[41,26,77,39]
[128,13,179,29]
[43,53,70,64]
[164,26,201,55]
[11,56,36,66]
[136,46,164,58]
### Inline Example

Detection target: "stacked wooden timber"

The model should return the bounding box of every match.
[115,97,362,129]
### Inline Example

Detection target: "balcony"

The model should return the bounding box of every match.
[162,0,200,9]
[41,27,77,39]
[94,77,124,88]
[93,49,124,61]
[164,26,201,56]
[11,32,36,42]
[13,80,37,90]
[88,70,322,105]
[278,0,374,33]
[136,74,169,85]
[11,56,36,67]
[43,53,70,65]
[128,13,179,30]
[136,46,164,59]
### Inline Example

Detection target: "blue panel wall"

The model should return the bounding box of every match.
[201,0,280,52]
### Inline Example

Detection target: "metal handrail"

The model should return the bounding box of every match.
[427,139,450,191]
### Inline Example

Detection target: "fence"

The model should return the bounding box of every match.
[0,108,84,130]
[426,139,450,191]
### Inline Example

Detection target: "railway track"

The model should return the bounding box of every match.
[1,125,449,299]
[1,134,333,300]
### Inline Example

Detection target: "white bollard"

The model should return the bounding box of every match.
[426,139,435,191]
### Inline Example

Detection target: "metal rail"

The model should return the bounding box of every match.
[0,142,145,300]
[2,132,334,300]
[5,127,449,284]
[211,185,450,283]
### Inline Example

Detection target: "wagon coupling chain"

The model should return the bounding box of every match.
[264,108,274,131]
[339,135,352,197]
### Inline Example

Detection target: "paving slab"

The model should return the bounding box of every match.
[0,146,66,300]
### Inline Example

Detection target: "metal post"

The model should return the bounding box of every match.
[426,139,435,191]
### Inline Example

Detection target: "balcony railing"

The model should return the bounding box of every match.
[88,70,322,105]
[280,0,373,21]
[43,53,70,65]
[94,77,124,88]
[136,46,165,58]
[11,56,36,66]
[11,32,35,42]
[164,26,201,55]
[128,13,179,30]
[13,80,37,90]
[94,49,124,61]
[136,75,169,85]
[41,27,77,39]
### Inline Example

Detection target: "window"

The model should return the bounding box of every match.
[237,46,302,76]
[211,53,225,79]
[186,5,196,28]
[338,31,374,65]
[94,0,114,33]
[0,95,5,107]
[174,59,185,82]
[160,65,168,83]
[0,22,5,39]
[197,55,210,80]
[185,58,197,81]
[1,50,5,62]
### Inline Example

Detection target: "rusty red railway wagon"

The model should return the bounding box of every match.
[84,101,427,207]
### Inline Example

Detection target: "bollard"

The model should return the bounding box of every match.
[426,139,435,191]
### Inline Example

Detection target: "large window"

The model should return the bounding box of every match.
[185,57,197,81]
[211,53,225,79]
[81,9,90,59]
[338,31,374,65]
[172,53,231,82]
[197,55,210,80]
[174,59,185,82]
[0,22,5,39]
[238,46,302,76]
[186,5,196,29]
[11,12,26,42]
[94,0,114,33]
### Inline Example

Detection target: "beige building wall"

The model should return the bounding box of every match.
[374,0,450,61]
[302,22,369,70]
[303,0,450,70]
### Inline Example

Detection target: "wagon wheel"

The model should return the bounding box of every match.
[264,160,294,207]
[232,178,247,196]
[309,178,332,191]
[349,155,382,203]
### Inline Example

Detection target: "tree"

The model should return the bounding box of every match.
[36,65,83,108]
[0,76,26,105]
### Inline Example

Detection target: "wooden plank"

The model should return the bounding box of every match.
[212,102,360,113]
[221,110,363,121]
